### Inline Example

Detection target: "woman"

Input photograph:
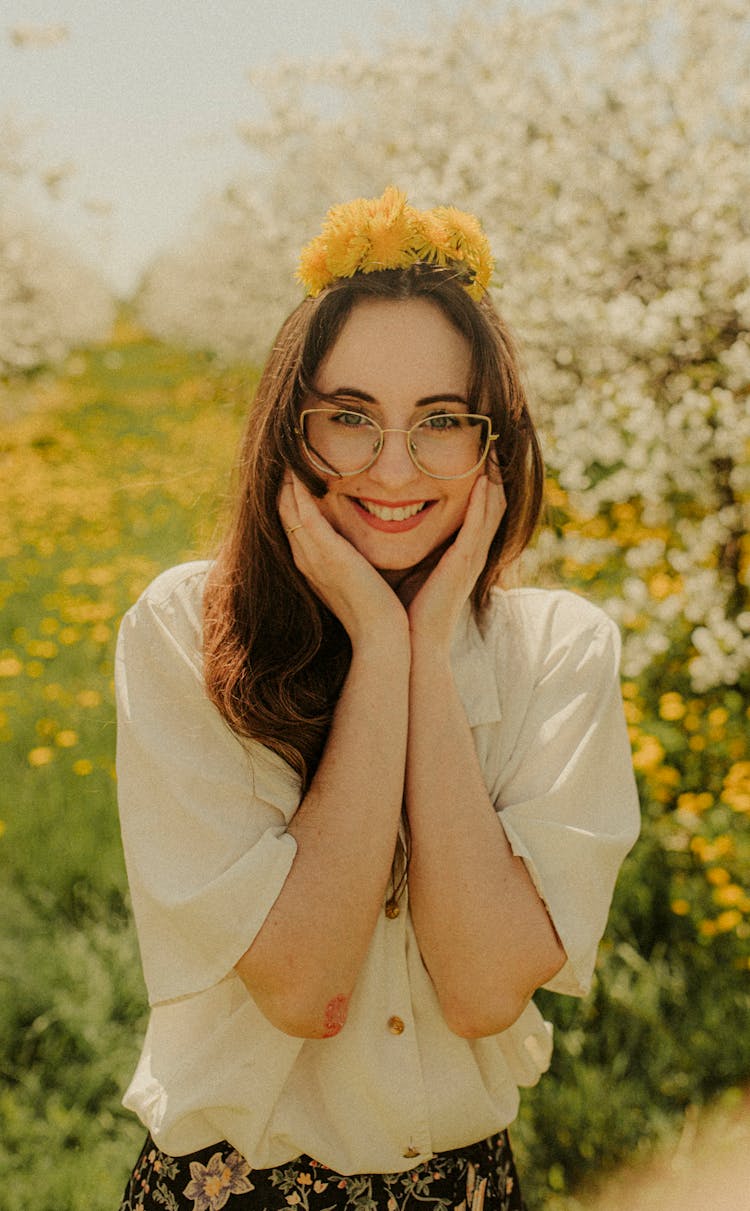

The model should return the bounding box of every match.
[116,188,640,1210]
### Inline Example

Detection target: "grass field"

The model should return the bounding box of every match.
[1,319,748,1210]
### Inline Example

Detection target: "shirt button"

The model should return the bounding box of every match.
[388,1015,405,1035]
[385,900,400,919]
[402,1146,420,1158]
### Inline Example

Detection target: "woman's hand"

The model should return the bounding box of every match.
[279,473,408,650]
[406,475,506,655]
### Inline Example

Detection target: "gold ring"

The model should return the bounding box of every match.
[286,524,303,536]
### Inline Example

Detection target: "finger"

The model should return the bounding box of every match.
[485,476,506,530]
[278,479,300,532]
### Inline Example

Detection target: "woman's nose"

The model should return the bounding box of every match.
[367,428,420,487]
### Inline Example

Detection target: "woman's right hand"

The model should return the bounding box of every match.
[279,473,408,650]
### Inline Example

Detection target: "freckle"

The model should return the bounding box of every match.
[322,994,349,1037]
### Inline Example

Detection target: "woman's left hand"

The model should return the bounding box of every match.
[406,475,506,654]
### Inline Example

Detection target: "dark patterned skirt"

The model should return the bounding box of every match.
[119,1130,526,1211]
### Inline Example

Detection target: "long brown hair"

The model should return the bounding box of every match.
[203,265,544,888]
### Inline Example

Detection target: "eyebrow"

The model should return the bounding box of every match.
[314,386,470,408]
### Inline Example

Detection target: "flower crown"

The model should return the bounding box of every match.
[296,186,494,302]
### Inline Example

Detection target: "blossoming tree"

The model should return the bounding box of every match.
[0,115,114,377]
[137,0,750,692]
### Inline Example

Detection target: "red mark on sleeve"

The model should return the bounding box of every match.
[322,994,349,1037]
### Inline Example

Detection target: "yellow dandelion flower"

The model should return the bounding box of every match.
[631,734,665,773]
[55,730,78,748]
[699,919,718,938]
[412,211,452,265]
[361,204,417,272]
[296,240,331,297]
[659,693,686,722]
[623,700,643,724]
[72,758,94,776]
[713,884,747,909]
[670,899,691,916]
[26,661,44,678]
[706,866,730,886]
[76,689,102,708]
[715,909,742,933]
[0,656,23,678]
[29,746,54,767]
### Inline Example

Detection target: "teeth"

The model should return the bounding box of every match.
[359,500,427,521]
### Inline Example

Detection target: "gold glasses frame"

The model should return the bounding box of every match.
[297,408,498,481]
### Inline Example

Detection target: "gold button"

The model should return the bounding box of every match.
[385,900,400,919]
[402,1146,420,1158]
[388,1015,405,1035]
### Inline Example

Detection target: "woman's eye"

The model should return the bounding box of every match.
[330,409,374,427]
[421,412,460,431]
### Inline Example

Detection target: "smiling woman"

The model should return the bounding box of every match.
[303,297,493,576]
[114,188,640,1211]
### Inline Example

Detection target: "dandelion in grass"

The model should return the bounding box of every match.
[28,747,54,767]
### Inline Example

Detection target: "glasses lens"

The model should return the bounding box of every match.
[302,409,381,475]
[411,414,490,478]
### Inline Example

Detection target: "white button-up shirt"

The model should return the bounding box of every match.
[116,561,640,1174]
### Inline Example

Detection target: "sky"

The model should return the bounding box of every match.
[2,0,466,296]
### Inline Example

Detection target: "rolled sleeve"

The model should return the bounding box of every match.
[115,572,300,1006]
[495,611,640,997]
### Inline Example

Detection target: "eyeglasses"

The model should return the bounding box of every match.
[298,408,498,480]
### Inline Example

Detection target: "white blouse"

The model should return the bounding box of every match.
[116,561,640,1175]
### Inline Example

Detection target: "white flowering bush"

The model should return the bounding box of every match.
[137,0,750,692]
[0,119,115,377]
[137,186,296,366]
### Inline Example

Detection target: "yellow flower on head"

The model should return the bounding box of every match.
[361,200,418,271]
[296,240,330,297]
[412,211,452,265]
[295,187,495,299]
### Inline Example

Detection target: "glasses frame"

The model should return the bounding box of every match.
[297,407,498,481]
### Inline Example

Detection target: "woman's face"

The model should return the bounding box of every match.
[305,297,483,579]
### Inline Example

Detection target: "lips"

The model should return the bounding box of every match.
[350,496,435,532]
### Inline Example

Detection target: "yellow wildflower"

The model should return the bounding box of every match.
[0,657,23,678]
[296,241,331,297]
[29,746,54,767]
[713,884,748,910]
[659,692,686,721]
[631,734,665,773]
[72,758,93,776]
[670,899,691,916]
[55,730,78,747]
[706,867,730,886]
[715,910,742,933]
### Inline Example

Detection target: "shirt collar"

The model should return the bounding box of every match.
[450,600,502,728]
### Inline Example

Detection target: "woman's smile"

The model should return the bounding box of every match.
[349,496,436,530]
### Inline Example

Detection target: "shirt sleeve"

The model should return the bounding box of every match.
[115,575,300,1006]
[495,607,640,998]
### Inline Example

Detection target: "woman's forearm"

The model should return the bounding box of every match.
[235,634,410,1038]
[405,646,566,1038]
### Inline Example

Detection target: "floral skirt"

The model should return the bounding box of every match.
[118,1130,526,1211]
